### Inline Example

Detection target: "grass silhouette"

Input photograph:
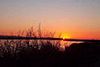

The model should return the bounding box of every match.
[0,40,100,67]
[0,27,100,67]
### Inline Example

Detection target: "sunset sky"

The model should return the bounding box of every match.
[0,0,100,39]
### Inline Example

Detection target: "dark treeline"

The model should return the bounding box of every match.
[0,40,100,67]
[0,35,100,43]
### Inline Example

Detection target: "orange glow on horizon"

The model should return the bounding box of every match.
[61,33,71,39]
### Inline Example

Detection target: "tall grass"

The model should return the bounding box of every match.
[0,40,100,67]
[0,26,100,67]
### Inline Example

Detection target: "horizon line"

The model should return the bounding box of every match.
[0,35,100,43]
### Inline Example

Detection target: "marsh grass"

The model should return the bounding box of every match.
[0,26,100,67]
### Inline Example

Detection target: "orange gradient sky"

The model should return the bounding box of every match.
[0,0,100,39]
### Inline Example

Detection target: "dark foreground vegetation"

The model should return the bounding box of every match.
[0,40,100,67]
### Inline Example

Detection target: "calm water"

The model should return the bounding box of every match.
[0,39,83,51]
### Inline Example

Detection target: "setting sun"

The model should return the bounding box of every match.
[61,33,71,39]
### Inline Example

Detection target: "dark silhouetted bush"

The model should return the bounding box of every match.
[0,40,100,67]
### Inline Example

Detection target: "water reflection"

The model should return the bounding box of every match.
[60,41,83,50]
[0,39,83,51]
